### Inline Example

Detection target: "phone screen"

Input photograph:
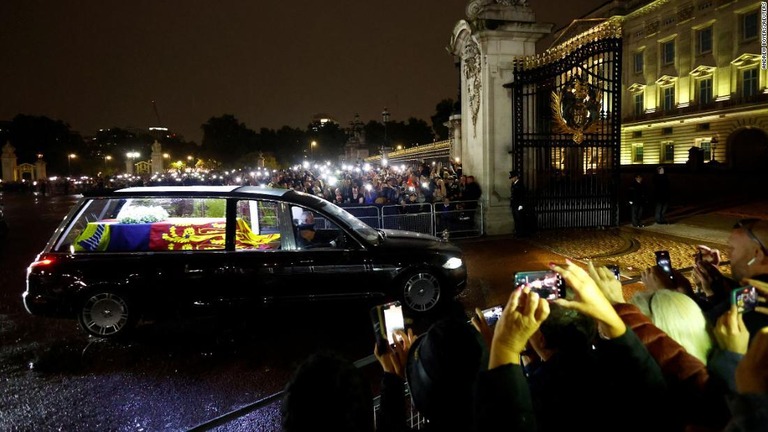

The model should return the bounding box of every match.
[382,302,405,345]
[371,301,405,351]
[514,270,565,301]
[655,250,673,279]
[731,286,757,313]
[605,264,621,280]
[482,305,503,326]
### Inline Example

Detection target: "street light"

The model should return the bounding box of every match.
[67,153,77,176]
[126,152,140,175]
[310,141,317,160]
[104,155,112,171]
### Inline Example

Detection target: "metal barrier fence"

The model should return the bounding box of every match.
[340,200,484,239]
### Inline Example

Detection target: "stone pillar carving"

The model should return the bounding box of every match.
[448,1,552,235]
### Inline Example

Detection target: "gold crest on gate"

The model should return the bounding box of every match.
[551,75,602,144]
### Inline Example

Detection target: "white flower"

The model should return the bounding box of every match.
[118,206,169,224]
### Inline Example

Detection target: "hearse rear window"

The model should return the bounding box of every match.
[57,197,229,253]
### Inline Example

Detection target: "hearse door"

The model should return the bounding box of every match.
[284,209,374,306]
[217,199,299,308]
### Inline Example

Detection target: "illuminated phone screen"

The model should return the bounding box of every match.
[382,303,405,345]
[514,270,565,301]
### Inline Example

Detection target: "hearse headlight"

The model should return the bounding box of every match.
[442,257,463,270]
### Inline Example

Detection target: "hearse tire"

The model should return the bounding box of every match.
[77,290,137,339]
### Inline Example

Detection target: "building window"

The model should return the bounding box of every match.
[742,10,758,41]
[634,52,644,73]
[697,27,713,54]
[662,40,675,65]
[662,127,673,135]
[662,142,675,162]
[662,86,675,111]
[742,68,758,99]
[634,93,644,116]
[699,78,713,105]
[700,138,712,160]
[632,143,644,163]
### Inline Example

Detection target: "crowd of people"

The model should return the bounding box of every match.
[279,217,768,432]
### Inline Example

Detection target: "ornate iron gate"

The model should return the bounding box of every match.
[509,27,622,230]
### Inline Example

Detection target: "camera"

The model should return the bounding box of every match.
[514,270,566,301]
[370,301,405,353]
[655,250,674,279]
[731,286,757,314]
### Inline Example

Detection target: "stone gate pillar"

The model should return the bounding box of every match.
[1,141,18,182]
[150,141,164,174]
[448,0,552,235]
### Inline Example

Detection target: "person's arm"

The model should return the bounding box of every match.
[475,287,548,432]
[374,330,416,432]
[724,327,768,432]
[710,304,750,392]
[474,364,536,432]
[553,260,671,430]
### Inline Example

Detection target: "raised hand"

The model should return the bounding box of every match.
[374,328,416,379]
[588,261,625,305]
[552,260,626,339]
[488,287,549,369]
[713,305,750,355]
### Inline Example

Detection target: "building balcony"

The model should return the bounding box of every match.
[622,92,768,123]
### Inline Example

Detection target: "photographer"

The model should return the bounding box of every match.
[692,219,768,342]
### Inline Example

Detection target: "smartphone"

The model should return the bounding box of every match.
[605,264,621,280]
[514,270,566,301]
[731,286,757,313]
[655,250,674,279]
[370,301,405,353]
[481,305,503,326]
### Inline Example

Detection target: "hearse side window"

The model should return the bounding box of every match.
[290,205,344,250]
[65,197,229,253]
[235,200,283,251]
[54,198,122,252]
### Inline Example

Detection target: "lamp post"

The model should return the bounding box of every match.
[310,141,317,160]
[67,153,77,176]
[126,151,140,175]
[103,155,112,172]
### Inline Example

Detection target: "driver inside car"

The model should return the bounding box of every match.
[296,210,317,248]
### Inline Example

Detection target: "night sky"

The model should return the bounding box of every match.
[1,1,605,143]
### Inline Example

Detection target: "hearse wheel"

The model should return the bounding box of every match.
[401,270,442,313]
[78,291,136,338]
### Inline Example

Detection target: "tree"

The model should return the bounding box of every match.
[8,114,84,176]
[200,115,257,168]
[431,99,455,141]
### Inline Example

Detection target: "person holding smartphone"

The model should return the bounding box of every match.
[475,261,671,432]
[373,316,489,432]
[590,260,747,431]
[691,219,768,342]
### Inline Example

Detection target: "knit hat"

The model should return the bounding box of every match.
[405,318,487,421]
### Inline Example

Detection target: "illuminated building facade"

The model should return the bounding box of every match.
[598,0,767,169]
